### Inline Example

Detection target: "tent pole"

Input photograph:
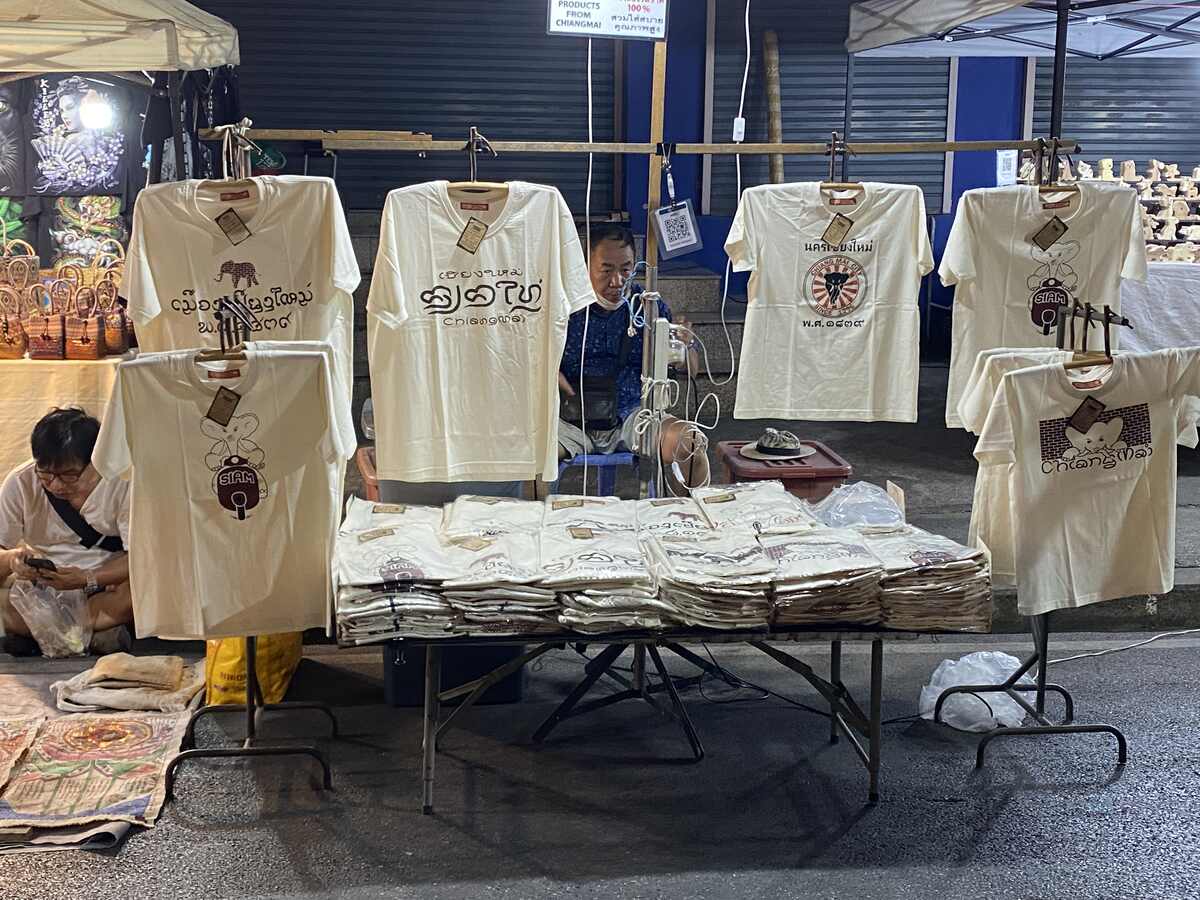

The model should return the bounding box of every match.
[842,53,855,182]
[168,71,187,181]
[1048,0,1070,178]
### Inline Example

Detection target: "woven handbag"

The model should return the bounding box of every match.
[65,285,107,361]
[24,282,66,360]
[95,275,129,355]
[0,217,40,288]
[0,285,26,360]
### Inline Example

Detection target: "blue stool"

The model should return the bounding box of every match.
[554,452,636,497]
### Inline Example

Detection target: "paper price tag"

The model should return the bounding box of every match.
[456,217,488,254]
[885,480,906,518]
[569,527,595,540]
[204,387,241,427]
[821,213,854,246]
[703,492,736,505]
[650,498,683,507]
[373,503,407,515]
[358,527,396,543]
[453,535,494,552]
[1032,216,1069,251]
[1068,397,1106,434]
[214,208,252,246]
[552,499,585,510]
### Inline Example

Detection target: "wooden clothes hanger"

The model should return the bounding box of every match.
[1062,303,1130,371]
[820,131,859,191]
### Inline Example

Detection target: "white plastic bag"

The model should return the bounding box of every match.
[811,481,906,532]
[9,579,92,658]
[918,651,1033,733]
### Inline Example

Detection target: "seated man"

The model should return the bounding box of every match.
[0,408,132,655]
[558,223,709,491]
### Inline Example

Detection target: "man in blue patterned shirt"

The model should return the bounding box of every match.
[557,223,707,491]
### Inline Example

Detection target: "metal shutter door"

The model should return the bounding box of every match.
[195,0,615,211]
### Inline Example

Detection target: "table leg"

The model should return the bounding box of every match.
[829,639,842,746]
[868,638,882,804]
[422,645,442,815]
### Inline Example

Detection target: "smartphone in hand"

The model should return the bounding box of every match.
[25,556,57,572]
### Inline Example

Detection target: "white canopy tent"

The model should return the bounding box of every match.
[0,0,239,73]
[848,0,1200,59]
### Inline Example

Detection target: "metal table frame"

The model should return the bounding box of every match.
[410,628,901,814]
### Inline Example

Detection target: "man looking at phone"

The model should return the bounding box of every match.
[0,408,132,655]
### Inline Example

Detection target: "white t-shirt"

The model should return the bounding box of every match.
[0,461,130,570]
[93,348,352,639]
[976,348,1200,615]
[725,182,932,422]
[940,182,1147,428]
[122,176,360,407]
[367,180,594,482]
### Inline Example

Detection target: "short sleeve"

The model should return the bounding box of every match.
[0,467,26,549]
[366,198,409,329]
[1118,190,1148,283]
[725,191,757,272]
[913,189,933,277]
[121,196,160,327]
[558,192,595,315]
[320,351,356,462]
[1168,347,1200,398]
[938,194,976,289]
[958,353,999,436]
[92,368,133,481]
[327,181,361,295]
[974,373,1018,467]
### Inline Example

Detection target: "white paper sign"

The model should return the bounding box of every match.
[996,149,1018,187]
[547,0,669,41]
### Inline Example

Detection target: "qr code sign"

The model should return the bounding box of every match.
[654,201,702,258]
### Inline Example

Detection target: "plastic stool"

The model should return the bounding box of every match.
[555,452,636,496]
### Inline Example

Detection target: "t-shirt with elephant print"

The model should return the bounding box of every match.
[121,175,360,413]
[940,182,1147,428]
[975,347,1200,616]
[93,347,354,640]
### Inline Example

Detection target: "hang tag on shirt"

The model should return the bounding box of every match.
[468,496,503,505]
[1068,397,1106,434]
[569,527,595,540]
[885,480,906,517]
[1031,216,1068,251]
[821,213,854,247]
[703,492,736,505]
[358,526,396,544]
[456,217,488,254]
[650,498,682,507]
[453,535,493,552]
[214,208,252,246]
[373,503,407,515]
[553,498,585,510]
[205,387,241,427]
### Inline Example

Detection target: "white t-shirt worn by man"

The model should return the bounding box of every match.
[0,461,130,571]
[976,348,1200,615]
[940,182,1147,428]
[94,348,353,639]
[367,181,594,483]
[725,182,933,422]
[122,175,361,407]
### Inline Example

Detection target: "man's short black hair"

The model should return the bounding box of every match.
[581,222,636,257]
[31,408,100,471]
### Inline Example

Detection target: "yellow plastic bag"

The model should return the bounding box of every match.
[204,633,303,705]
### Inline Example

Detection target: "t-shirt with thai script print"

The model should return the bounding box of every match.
[725,182,932,422]
[939,181,1146,428]
[975,348,1200,615]
[367,181,594,482]
[121,175,360,413]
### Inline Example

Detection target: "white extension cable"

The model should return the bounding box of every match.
[580,37,594,495]
[1049,626,1200,665]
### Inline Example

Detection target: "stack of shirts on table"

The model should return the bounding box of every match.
[692,481,819,534]
[440,530,558,636]
[543,494,638,533]
[634,496,712,537]
[864,527,992,632]
[760,529,885,627]
[442,495,544,538]
[540,526,672,633]
[642,528,775,629]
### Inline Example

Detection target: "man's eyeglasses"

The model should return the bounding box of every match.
[35,467,86,485]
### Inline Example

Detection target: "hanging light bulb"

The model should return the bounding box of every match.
[79,90,113,130]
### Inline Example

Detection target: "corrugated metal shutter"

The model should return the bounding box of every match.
[1034,57,1200,166]
[710,0,948,215]
[194,0,615,211]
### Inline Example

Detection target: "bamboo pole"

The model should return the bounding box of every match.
[764,30,784,184]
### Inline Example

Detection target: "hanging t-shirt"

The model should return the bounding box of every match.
[940,182,1147,428]
[93,347,352,639]
[367,180,594,482]
[121,175,360,409]
[725,182,932,422]
[975,348,1200,615]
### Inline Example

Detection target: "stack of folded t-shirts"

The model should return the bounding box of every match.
[634,496,712,537]
[642,528,775,629]
[543,494,638,532]
[50,653,205,713]
[692,481,819,534]
[539,526,673,633]
[439,531,560,636]
[759,528,884,627]
[441,494,545,538]
[864,527,992,632]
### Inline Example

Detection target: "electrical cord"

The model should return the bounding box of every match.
[580,37,593,495]
[1048,627,1200,665]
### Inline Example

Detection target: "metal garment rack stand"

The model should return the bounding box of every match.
[164,298,340,800]
[415,631,889,814]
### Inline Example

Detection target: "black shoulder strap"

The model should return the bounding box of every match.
[42,489,125,554]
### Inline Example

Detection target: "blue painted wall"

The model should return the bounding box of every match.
[949,57,1027,207]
